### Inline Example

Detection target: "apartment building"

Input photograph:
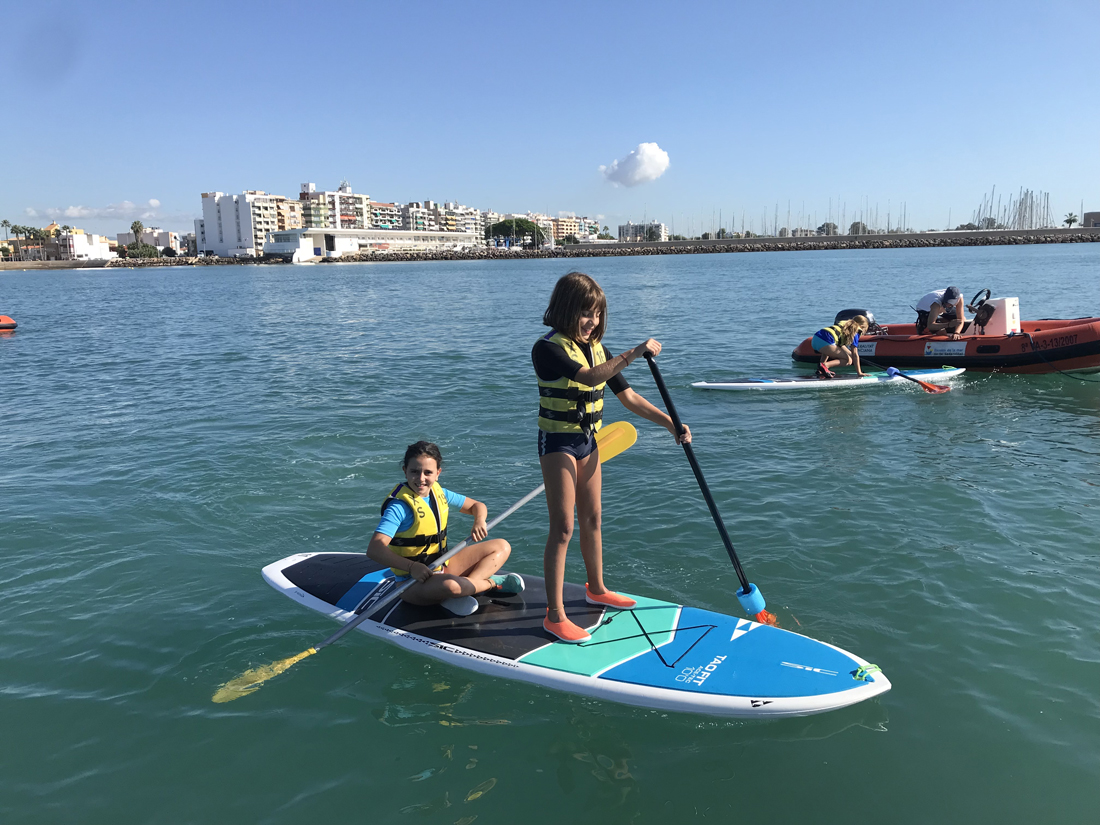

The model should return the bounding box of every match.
[402,202,440,233]
[299,182,369,230]
[552,215,581,240]
[274,196,303,231]
[116,227,182,252]
[199,190,279,256]
[618,221,669,243]
[369,202,403,230]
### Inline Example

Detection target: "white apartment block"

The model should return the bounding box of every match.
[53,231,116,260]
[618,221,669,243]
[116,227,182,252]
[200,191,279,256]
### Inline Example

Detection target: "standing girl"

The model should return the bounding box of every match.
[811,315,869,379]
[533,272,691,643]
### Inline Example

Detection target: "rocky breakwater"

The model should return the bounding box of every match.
[320,230,1100,264]
[104,256,287,268]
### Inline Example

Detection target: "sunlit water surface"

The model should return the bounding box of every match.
[2,244,1098,823]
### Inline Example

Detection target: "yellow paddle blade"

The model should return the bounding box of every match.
[595,421,637,463]
[211,647,316,703]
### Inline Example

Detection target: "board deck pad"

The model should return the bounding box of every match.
[692,367,964,391]
[266,552,891,717]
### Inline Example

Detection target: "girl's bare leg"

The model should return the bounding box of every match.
[540,451,578,623]
[401,539,511,605]
[574,450,608,594]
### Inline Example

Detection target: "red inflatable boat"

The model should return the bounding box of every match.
[792,292,1100,375]
[0,315,16,331]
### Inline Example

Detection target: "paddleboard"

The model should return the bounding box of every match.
[692,366,965,391]
[263,553,890,718]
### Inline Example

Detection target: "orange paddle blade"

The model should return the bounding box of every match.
[755,610,778,626]
[917,380,951,394]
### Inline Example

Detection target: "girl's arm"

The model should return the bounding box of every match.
[573,338,661,387]
[367,532,432,582]
[458,496,488,541]
[853,348,865,376]
[615,387,692,444]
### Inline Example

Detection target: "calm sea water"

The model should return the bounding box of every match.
[3,245,1098,824]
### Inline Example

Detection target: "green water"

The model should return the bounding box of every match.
[3,246,1099,824]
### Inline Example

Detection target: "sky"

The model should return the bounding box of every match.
[2,0,1097,238]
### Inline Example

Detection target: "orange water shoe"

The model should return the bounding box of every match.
[543,612,591,644]
[585,585,637,609]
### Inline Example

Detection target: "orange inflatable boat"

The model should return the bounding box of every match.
[0,315,16,331]
[792,292,1100,375]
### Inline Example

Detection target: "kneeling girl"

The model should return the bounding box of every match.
[811,315,869,379]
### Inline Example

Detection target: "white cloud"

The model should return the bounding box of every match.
[599,142,670,187]
[30,200,158,222]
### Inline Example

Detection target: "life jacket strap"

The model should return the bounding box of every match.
[538,407,603,427]
[389,527,448,548]
[538,386,604,403]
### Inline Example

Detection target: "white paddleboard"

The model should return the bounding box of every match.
[692,367,965,391]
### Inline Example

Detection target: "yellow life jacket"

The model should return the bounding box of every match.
[381,481,449,576]
[537,330,606,434]
[821,324,848,346]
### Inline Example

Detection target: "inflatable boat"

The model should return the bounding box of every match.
[792,291,1100,374]
[0,315,16,331]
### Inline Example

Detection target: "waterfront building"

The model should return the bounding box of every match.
[369,202,403,230]
[402,202,440,233]
[442,203,484,237]
[31,230,117,261]
[299,182,369,229]
[274,197,302,231]
[116,227,182,253]
[199,190,280,257]
[264,225,481,262]
[618,221,668,243]
[552,215,581,240]
[1084,211,1100,228]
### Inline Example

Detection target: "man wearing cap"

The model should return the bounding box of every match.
[915,286,966,339]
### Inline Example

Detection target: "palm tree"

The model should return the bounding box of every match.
[1064,213,1079,228]
[131,220,144,245]
[1,219,9,241]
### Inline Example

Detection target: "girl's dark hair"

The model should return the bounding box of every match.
[542,272,608,343]
[402,441,444,469]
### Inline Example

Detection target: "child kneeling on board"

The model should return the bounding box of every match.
[811,315,869,379]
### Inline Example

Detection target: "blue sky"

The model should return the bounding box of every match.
[2,0,1096,237]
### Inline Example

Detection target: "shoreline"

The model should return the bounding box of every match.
[2,228,1097,270]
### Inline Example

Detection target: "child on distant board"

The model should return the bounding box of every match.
[533,272,691,643]
[812,315,869,379]
[366,441,523,617]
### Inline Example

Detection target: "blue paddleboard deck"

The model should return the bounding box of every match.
[692,366,964,391]
[264,553,890,717]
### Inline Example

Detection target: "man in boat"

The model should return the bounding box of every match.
[915,286,966,339]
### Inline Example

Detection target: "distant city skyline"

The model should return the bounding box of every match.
[2,0,1096,238]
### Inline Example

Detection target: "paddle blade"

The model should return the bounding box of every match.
[917,380,951,394]
[211,647,316,703]
[595,421,638,463]
[755,610,778,626]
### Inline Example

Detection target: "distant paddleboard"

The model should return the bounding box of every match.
[264,552,890,718]
[692,366,965,391]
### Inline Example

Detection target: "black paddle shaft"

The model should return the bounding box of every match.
[644,354,752,593]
